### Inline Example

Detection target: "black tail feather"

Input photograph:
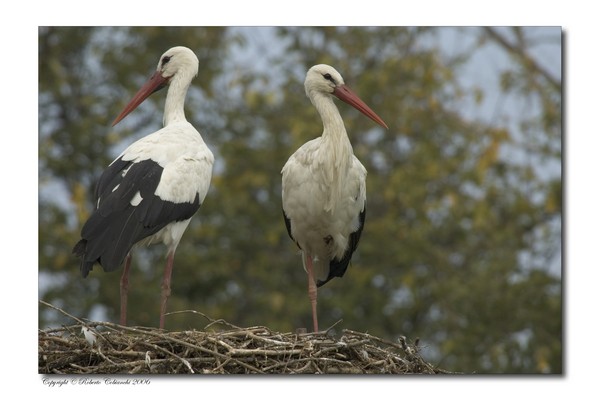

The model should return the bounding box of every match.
[73,239,96,278]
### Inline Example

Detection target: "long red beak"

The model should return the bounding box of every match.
[112,71,170,126]
[333,85,388,129]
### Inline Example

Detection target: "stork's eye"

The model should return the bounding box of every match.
[161,56,172,66]
[323,73,335,83]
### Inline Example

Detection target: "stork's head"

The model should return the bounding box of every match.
[112,46,199,126]
[155,46,199,84]
[304,64,388,129]
[305,64,346,98]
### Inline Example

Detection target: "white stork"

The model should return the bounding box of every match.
[73,46,214,329]
[281,64,388,332]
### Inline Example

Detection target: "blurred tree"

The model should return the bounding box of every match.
[38,26,561,373]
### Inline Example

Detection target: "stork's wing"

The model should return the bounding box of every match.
[318,206,366,287]
[74,157,200,276]
[282,208,301,249]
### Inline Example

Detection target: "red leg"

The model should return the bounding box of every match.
[159,251,175,329]
[120,254,132,326]
[305,254,319,332]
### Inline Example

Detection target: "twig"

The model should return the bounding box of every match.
[165,309,243,330]
[39,300,87,325]
[324,319,344,335]
[39,301,444,374]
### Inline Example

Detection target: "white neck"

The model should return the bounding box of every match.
[312,92,353,162]
[163,75,191,126]
[314,93,343,131]
[311,92,354,212]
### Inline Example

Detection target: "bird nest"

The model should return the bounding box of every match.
[39,301,449,375]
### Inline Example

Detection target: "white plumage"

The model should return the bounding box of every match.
[282,64,388,332]
[74,46,214,329]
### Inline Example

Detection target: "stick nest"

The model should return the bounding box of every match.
[39,302,449,375]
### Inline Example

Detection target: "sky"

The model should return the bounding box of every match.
[7,0,600,398]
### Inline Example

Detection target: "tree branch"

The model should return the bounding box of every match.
[483,27,561,92]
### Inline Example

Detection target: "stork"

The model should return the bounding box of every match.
[281,64,388,332]
[73,46,214,329]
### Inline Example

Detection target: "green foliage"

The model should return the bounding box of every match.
[38,27,561,373]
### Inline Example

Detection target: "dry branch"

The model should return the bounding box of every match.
[39,301,449,374]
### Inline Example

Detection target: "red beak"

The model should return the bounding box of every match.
[333,85,388,129]
[112,71,170,126]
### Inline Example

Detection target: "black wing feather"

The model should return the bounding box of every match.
[73,157,200,277]
[317,206,366,287]
[283,208,300,249]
